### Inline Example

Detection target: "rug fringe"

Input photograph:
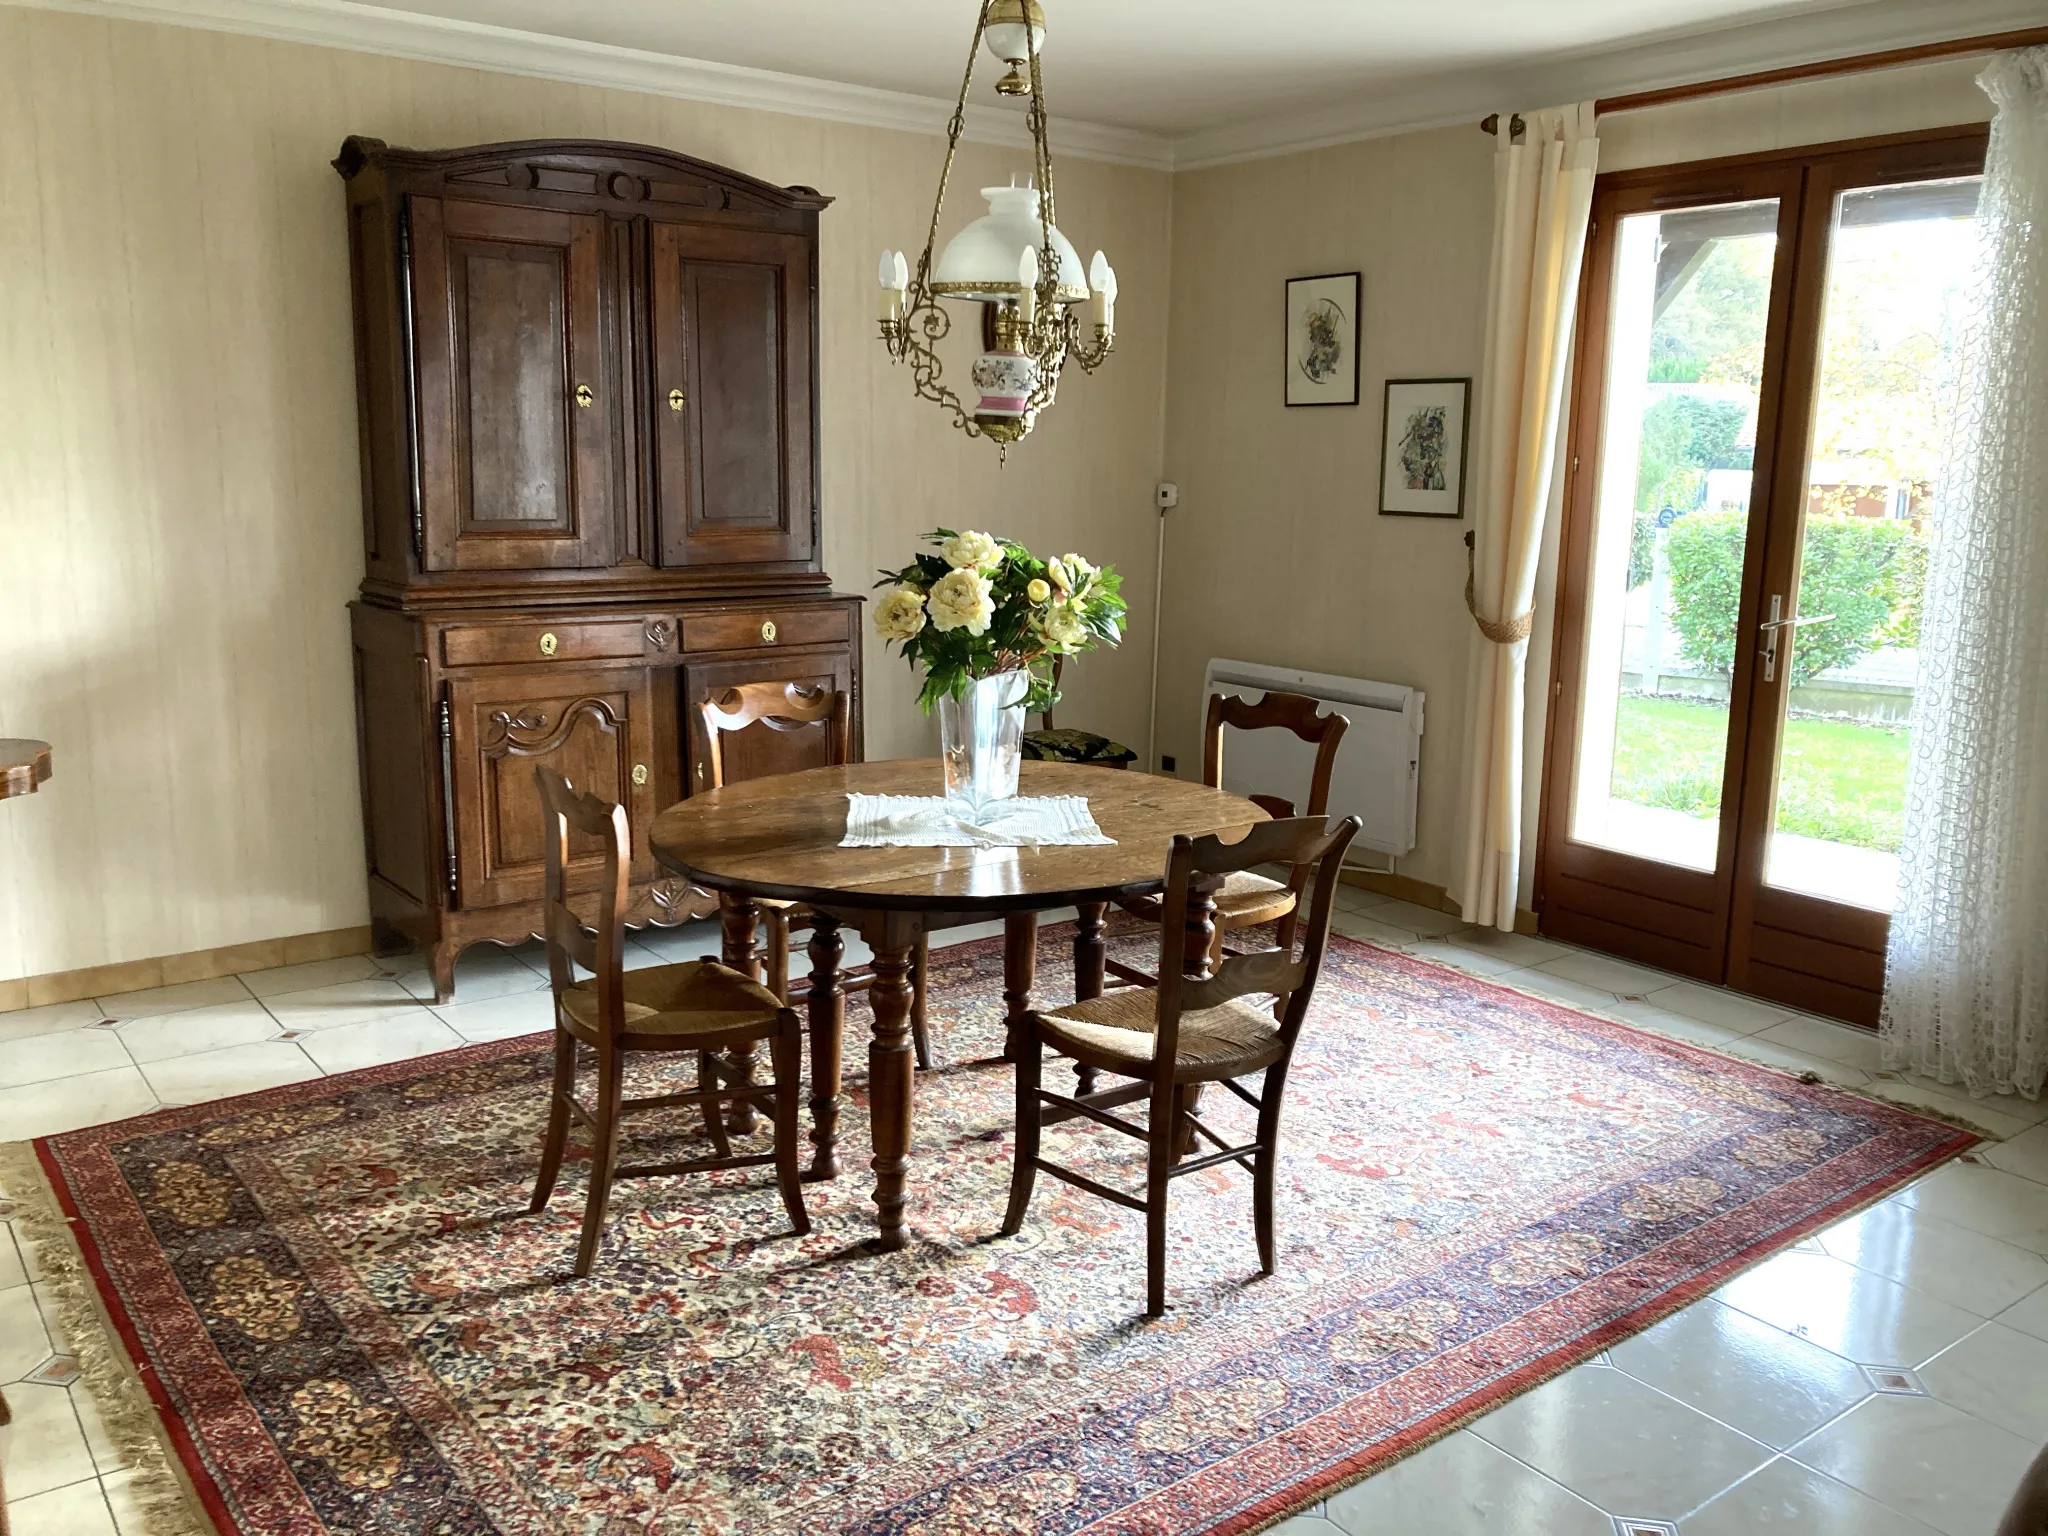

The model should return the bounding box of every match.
[0,1141,218,1536]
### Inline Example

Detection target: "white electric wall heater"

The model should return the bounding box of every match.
[1200,659,1424,860]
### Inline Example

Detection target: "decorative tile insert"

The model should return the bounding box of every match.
[1864,1365,1928,1396]
[30,1353,81,1386]
[1613,1520,1679,1536]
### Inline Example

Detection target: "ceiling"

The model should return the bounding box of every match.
[360,0,1867,136]
[348,0,2011,143]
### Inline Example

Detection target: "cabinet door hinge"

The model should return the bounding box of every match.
[437,695,458,896]
[397,198,425,562]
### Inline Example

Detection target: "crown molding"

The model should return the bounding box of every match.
[1170,0,2033,169]
[4,0,1179,170]
[8,0,2036,177]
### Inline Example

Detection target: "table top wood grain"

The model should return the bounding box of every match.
[0,740,51,801]
[648,759,1266,912]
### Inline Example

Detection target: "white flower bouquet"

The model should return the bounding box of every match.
[873,529,1127,713]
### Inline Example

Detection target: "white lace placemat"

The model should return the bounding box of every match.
[840,793,1115,848]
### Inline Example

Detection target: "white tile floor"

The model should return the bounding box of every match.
[2,889,2045,1535]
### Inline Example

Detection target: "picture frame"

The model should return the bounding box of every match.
[1284,272,1361,407]
[1379,377,1471,518]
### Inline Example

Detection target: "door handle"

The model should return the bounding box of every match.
[1759,594,1836,682]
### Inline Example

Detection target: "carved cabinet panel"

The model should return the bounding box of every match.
[409,196,615,571]
[651,222,815,568]
[445,665,656,909]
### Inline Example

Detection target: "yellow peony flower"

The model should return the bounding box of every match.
[1026,577,1051,603]
[873,585,927,642]
[927,568,996,635]
[939,529,1004,572]
[1058,552,1099,599]
[1034,600,1087,652]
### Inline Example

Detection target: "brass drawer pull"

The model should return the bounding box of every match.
[539,631,558,657]
[668,387,687,413]
[632,763,649,786]
[574,383,595,408]
[759,620,778,643]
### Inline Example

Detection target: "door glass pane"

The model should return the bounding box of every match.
[1764,176,1981,911]
[1570,199,1780,871]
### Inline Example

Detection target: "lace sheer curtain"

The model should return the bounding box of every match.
[1881,47,2048,1098]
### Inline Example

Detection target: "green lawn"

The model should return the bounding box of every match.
[1610,695,1907,851]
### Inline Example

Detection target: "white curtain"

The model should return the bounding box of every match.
[1882,47,2048,1098]
[1451,104,1600,930]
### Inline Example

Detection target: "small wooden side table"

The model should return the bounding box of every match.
[0,740,52,800]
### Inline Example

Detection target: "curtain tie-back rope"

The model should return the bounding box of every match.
[1464,529,1534,644]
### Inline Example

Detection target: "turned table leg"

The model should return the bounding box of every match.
[865,935,919,1251]
[721,895,762,1133]
[805,913,845,1182]
[1002,912,1037,1064]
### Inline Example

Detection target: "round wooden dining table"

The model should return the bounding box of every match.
[647,759,1267,1251]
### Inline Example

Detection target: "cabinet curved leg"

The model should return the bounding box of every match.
[429,940,458,1006]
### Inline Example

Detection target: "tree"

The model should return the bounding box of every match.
[1665,511,1922,684]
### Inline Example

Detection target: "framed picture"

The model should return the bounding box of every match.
[1379,377,1471,518]
[1284,272,1361,407]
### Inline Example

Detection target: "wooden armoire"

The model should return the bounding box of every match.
[336,137,862,1002]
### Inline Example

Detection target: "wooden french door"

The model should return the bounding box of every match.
[1538,127,1988,1026]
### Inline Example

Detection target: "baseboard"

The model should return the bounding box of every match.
[0,926,376,1013]
[1337,868,1540,937]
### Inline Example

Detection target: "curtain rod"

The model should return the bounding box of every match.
[1480,24,2048,133]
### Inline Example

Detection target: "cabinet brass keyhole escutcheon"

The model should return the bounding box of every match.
[759,620,778,644]
[539,631,558,657]
[632,764,649,786]
[668,388,687,413]
[574,383,595,408]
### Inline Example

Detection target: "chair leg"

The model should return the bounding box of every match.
[697,1050,733,1160]
[573,1049,626,1279]
[1000,1021,1043,1236]
[1252,1062,1291,1277]
[769,1022,811,1237]
[766,907,791,1003]
[910,933,932,1071]
[528,1027,576,1213]
[1145,1083,1177,1318]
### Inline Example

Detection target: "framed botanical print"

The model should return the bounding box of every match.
[1284,272,1361,406]
[1379,377,1471,517]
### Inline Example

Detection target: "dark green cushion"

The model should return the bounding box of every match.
[1023,727,1137,766]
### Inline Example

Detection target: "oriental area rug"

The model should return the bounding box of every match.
[11,929,1973,1536]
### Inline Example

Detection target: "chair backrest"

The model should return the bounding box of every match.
[1151,814,1362,1075]
[535,765,630,1037]
[1202,689,1349,819]
[698,682,850,790]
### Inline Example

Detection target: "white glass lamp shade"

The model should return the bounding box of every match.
[933,185,1087,303]
[983,0,1046,67]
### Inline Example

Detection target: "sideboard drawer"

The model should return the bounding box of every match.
[441,620,647,667]
[681,605,850,654]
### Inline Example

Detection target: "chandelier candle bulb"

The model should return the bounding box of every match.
[878,249,903,323]
[1018,247,1039,327]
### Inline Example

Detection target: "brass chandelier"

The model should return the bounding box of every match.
[876,0,1116,457]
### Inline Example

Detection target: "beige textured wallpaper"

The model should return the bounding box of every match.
[1159,126,1497,893]
[0,6,1171,980]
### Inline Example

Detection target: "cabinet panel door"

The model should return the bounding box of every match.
[410,197,615,572]
[682,650,851,796]
[446,664,655,910]
[651,223,815,568]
